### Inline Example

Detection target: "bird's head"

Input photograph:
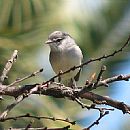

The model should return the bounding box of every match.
[45,31,74,51]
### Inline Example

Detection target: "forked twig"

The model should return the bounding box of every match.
[84,111,109,130]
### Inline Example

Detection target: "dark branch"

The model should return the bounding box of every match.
[80,92,130,114]
[0,72,130,114]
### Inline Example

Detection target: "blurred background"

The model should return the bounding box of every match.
[0,0,130,129]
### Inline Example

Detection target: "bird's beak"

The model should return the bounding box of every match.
[45,39,53,44]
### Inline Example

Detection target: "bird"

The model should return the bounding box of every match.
[45,31,83,88]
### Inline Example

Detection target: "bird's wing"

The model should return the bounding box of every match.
[74,68,81,81]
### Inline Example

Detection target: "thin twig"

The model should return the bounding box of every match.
[74,98,114,112]
[0,50,18,83]
[93,65,106,88]
[97,74,130,87]
[8,68,43,87]
[84,111,109,130]
[78,74,130,94]
[25,121,32,130]
[9,125,70,130]
[1,113,76,125]
[74,98,90,109]
[79,65,106,94]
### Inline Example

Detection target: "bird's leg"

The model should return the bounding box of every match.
[68,78,77,89]
[58,70,63,83]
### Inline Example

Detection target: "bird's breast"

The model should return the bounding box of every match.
[49,45,82,80]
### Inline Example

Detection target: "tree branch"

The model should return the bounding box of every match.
[0,95,25,120]
[8,68,43,87]
[0,72,130,114]
[0,50,18,83]
[9,125,70,130]
[1,113,75,125]
[83,111,109,130]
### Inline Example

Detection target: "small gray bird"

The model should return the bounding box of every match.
[45,31,83,87]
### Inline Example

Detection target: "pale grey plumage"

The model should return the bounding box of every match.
[46,31,83,87]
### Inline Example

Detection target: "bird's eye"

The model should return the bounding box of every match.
[56,38,62,42]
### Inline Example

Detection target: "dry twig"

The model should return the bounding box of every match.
[83,111,109,130]
[0,50,18,83]
[8,68,43,87]
[9,125,70,130]
[2,113,75,125]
